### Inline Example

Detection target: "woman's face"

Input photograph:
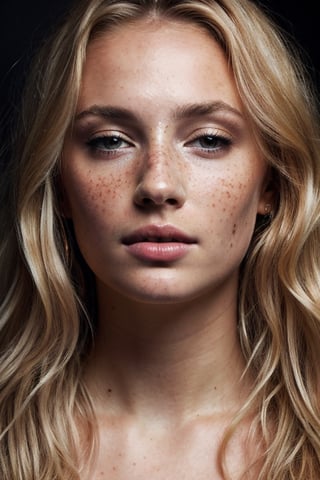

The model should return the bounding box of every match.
[62,20,270,304]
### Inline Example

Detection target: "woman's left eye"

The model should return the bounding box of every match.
[86,135,131,153]
[186,134,232,152]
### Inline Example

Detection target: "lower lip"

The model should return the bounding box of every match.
[125,242,192,262]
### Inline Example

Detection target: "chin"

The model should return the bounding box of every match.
[109,276,218,307]
[117,285,194,305]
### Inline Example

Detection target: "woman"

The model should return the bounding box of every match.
[1,0,319,478]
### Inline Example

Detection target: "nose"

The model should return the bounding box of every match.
[133,147,186,209]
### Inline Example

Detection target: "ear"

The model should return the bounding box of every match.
[257,168,276,216]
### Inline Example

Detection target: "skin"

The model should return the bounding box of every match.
[62,19,272,479]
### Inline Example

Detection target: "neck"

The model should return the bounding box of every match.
[85,280,250,425]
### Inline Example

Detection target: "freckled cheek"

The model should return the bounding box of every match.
[200,177,259,245]
[64,169,130,231]
[202,177,250,214]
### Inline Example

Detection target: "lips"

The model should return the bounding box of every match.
[122,225,196,245]
[122,225,196,262]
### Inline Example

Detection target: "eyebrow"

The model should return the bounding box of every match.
[75,101,243,123]
[173,101,243,120]
[75,105,137,123]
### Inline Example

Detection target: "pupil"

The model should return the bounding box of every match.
[107,137,121,147]
[200,136,216,148]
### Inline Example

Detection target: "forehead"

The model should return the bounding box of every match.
[78,19,242,114]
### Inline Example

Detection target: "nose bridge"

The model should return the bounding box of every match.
[134,140,186,207]
[146,144,174,180]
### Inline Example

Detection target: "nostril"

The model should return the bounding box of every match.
[140,196,178,207]
[141,197,154,206]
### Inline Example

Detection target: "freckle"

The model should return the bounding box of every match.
[212,203,216,208]
[230,243,233,248]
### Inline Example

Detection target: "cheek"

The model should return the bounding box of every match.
[61,167,134,267]
[205,175,259,217]
[64,168,129,225]
[202,174,261,248]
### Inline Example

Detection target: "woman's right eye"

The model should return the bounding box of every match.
[86,134,132,155]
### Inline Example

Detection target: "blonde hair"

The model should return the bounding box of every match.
[1,0,319,478]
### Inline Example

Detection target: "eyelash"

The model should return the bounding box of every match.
[85,131,232,157]
[86,134,132,156]
[185,131,232,154]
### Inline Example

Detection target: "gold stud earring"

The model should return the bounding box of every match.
[264,203,274,221]
[264,204,271,214]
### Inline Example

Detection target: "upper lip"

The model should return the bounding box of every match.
[122,225,197,245]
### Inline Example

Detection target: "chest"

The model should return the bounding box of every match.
[82,419,256,480]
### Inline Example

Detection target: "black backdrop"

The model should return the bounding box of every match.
[0,0,319,136]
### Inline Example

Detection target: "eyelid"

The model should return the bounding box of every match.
[87,129,133,143]
[84,130,136,159]
[183,127,233,158]
[185,127,233,144]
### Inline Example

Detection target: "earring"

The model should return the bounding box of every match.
[264,203,274,221]
[264,204,271,214]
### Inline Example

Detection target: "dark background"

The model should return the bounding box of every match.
[0,0,319,147]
